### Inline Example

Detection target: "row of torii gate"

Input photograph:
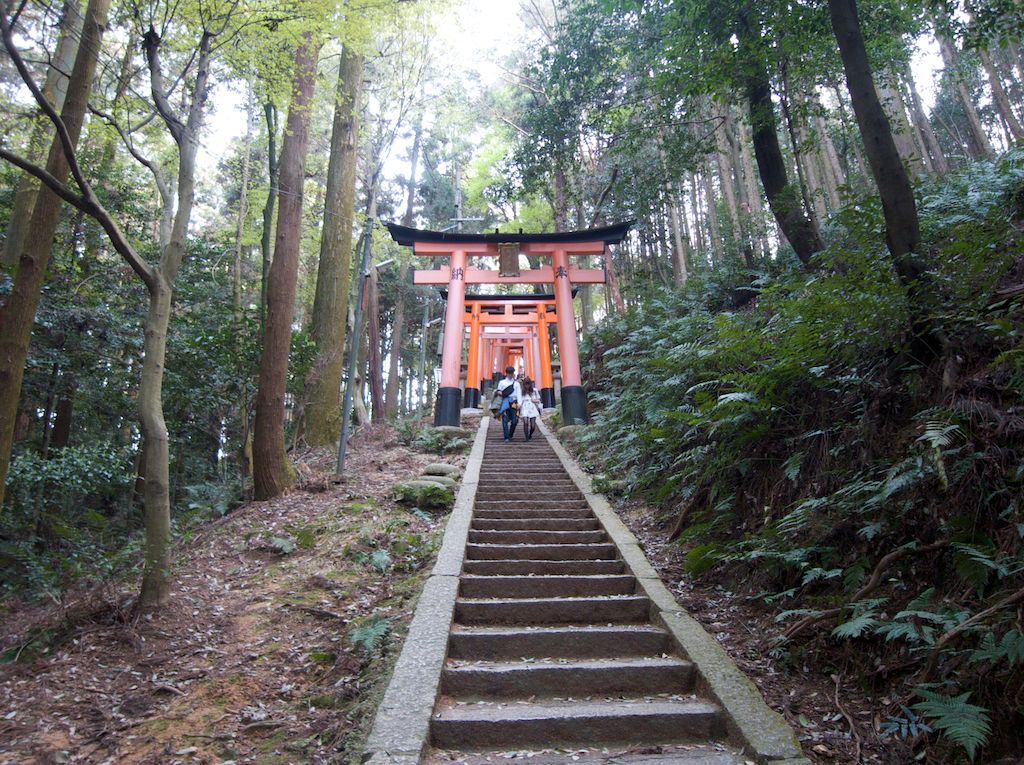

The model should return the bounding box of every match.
[385,221,633,427]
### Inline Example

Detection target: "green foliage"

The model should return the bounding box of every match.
[575,149,1024,760]
[269,536,297,555]
[1,444,135,600]
[912,689,992,760]
[368,549,393,573]
[393,481,455,510]
[349,616,391,656]
[413,427,470,454]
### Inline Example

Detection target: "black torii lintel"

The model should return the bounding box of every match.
[385,221,634,247]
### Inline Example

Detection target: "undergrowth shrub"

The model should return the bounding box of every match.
[1,444,135,600]
[578,149,1024,761]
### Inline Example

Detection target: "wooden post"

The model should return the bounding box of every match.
[463,302,481,408]
[553,248,587,423]
[435,249,467,425]
[538,310,555,408]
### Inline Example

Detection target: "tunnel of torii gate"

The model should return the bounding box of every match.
[385,221,633,427]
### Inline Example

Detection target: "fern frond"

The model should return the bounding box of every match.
[913,689,991,760]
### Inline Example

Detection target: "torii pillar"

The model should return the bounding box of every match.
[463,302,481,408]
[537,309,555,408]
[436,248,467,425]
[552,248,587,424]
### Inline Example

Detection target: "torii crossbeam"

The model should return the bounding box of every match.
[385,222,632,426]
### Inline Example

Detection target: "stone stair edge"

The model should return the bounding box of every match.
[536,418,806,764]
[364,418,492,763]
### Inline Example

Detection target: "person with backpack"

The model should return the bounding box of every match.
[496,366,521,442]
[518,376,542,441]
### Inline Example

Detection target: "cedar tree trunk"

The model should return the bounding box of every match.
[253,34,322,500]
[0,0,109,511]
[829,0,923,282]
[737,11,823,264]
[306,49,364,444]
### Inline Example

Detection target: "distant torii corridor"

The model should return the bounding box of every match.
[385,222,633,427]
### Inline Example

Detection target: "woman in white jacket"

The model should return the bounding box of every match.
[518,377,542,441]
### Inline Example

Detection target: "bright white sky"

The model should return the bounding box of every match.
[197,0,944,186]
[198,0,526,170]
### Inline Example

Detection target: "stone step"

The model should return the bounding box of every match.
[447,624,673,660]
[459,574,636,598]
[441,656,695,699]
[478,467,565,475]
[468,529,607,545]
[465,543,617,561]
[474,499,590,510]
[475,489,582,500]
[461,559,626,576]
[471,517,599,531]
[430,697,725,749]
[455,595,649,625]
[472,508,593,520]
[476,481,579,490]
[425,744,744,765]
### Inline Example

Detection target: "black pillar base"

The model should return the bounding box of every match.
[434,387,462,426]
[492,372,502,384]
[463,387,481,409]
[541,388,556,409]
[560,385,589,425]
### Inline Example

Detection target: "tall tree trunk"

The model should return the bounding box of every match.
[814,112,844,209]
[877,67,926,177]
[384,115,422,419]
[366,266,385,423]
[234,87,254,485]
[829,76,871,180]
[979,48,1023,142]
[305,49,364,444]
[902,66,949,175]
[253,34,321,500]
[260,102,279,331]
[51,382,74,450]
[738,12,823,265]
[137,24,214,607]
[779,70,822,236]
[829,0,924,286]
[736,111,768,259]
[714,109,744,256]
[936,28,994,159]
[686,174,707,267]
[1,0,82,267]
[699,168,723,267]
[0,0,109,511]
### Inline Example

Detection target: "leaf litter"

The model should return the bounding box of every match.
[0,424,463,764]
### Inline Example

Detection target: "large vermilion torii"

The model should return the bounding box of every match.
[385,221,633,427]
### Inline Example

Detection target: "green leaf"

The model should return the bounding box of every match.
[832,612,880,639]
[270,536,296,555]
[912,689,991,759]
[369,549,393,573]
[349,616,391,655]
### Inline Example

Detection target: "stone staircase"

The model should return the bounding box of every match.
[426,421,744,764]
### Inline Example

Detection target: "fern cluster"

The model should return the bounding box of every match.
[577,150,1024,760]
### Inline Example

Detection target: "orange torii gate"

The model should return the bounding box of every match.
[386,222,632,426]
[444,294,561,411]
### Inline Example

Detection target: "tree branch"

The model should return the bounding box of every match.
[783,541,949,641]
[589,165,620,227]
[0,147,155,288]
[0,10,93,196]
[142,25,185,145]
[920,584,1024,682]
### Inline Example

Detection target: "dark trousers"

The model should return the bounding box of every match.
[501,407,518,440]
